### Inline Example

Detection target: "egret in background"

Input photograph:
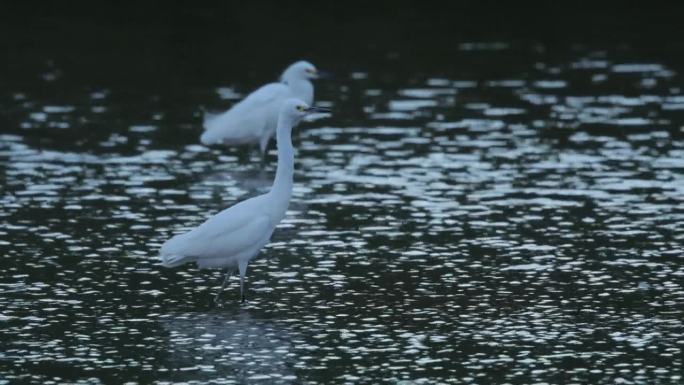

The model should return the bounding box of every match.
[161,99,330,303]
[200,61,320,155]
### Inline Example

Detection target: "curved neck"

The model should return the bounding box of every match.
[271,116,295,200]
[284,78,314,105]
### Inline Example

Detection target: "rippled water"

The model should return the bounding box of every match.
[1,45,684,384]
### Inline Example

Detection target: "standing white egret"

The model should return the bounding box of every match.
[160,99,329,303]
[200,61,320,155]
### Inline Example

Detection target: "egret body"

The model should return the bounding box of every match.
[160,99,329,303]
[200,61,319,155]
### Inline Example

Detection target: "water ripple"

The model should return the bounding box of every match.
[0,47,683,384]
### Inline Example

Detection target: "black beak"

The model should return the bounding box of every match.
[316,70,333,79]
[305,106,331,113]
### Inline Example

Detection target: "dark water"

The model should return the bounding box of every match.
[2,14,684,384]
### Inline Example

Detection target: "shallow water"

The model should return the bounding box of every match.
[1,45,684,384]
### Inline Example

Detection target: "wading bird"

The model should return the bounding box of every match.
[200,61,320,155]
[161,99,330,303]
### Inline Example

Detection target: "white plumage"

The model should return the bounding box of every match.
[158,197,274,270]
[200,61,319,154]
[161,98,330,303]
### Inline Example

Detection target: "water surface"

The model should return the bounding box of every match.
[1,44,683,384]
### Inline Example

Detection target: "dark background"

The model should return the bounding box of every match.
[2,1,684,89]
[1,2,683,384]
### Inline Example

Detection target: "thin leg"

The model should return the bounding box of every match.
[259,146,269,167]
[238,260,248,303]
[259,134,271,157]
[213,270,232,304]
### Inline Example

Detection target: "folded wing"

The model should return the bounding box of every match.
[201,83,290,145]
[159,196,273,267]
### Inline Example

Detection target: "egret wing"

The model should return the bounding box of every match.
[162,196,273,260]
[240,82,290,106]
[201,83,289,145]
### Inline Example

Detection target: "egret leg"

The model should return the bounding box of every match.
[238,260,248,303]
[259,134,271,157]
[213,270,232,304]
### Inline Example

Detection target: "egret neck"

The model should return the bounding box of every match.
[269,114,296,216]
[287,78,314,105]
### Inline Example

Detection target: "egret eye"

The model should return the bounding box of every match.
[296,105,305,111]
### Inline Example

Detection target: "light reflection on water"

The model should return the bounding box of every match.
[159,310,299,383]
[1,47,683,384]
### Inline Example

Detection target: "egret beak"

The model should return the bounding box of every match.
[316,70,333,79]
[305,106,331,114]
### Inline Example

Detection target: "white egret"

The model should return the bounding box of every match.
[160,98,330,303]
[200,61,320,155]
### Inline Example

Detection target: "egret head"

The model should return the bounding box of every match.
[281,61,318,83]
[279,98,330,125]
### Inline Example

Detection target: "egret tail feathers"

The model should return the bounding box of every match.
[202,110,221,130]
[200,129,219,145]
[159,253,195,268]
